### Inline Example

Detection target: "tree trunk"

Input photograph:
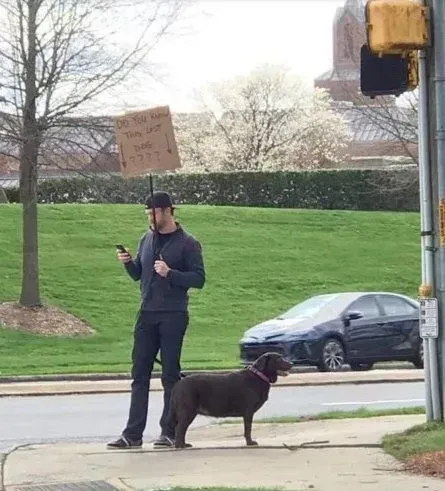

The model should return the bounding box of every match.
[19,0,40,307]
[20,138,40,306]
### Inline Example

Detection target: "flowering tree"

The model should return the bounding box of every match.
[173,112,226,173]
[175,65,351,172]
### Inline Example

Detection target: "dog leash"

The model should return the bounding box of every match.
[154,356,186,378]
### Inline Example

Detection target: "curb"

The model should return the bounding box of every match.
[0,375,424,398]
[0,363,419,384]
[0,370,222,384]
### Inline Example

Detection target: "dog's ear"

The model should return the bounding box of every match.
[253,353,270,372]
[266,354,278,383]
[254,353,280,383]
[266,354,277,370]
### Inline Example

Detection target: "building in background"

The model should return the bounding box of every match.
[314,0,417,165]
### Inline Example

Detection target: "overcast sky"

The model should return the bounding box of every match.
[102,0,347,115]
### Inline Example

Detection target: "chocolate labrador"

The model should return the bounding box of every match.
[168,352,293,449]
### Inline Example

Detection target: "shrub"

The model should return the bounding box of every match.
[5,168,420,212]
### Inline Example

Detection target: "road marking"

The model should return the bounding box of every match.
[321,399,424,406]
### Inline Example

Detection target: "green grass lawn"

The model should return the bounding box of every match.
[223,406,426,424]
[0,203,420,376]
[383,422,445,461]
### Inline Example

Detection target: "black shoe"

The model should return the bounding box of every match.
[107,436,142,449]
[153,434,175,447]
[153,434,192,448]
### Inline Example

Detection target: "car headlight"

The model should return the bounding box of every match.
[240,338,250,344]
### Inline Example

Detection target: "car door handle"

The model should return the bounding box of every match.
[377,322,385,326]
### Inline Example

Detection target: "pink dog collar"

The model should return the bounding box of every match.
[247,366,270,384]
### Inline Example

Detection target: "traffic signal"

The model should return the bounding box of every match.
[365,0,429,56]
[360,43,419,98]
[360,44,408,98]
[361,0,424,98]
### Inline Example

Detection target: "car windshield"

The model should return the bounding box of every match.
[277,294,338,320]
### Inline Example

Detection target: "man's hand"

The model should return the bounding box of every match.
[154,256,171,278]
[116,249,131,264]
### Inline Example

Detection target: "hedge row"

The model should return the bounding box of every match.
[4,169,420,212]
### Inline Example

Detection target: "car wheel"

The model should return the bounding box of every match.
[350,362,373,371]
[413,341,424,369]
[318,338,345,372]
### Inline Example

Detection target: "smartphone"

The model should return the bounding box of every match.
[115,244,130,255]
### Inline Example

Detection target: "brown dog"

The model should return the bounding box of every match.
[168,352,293,448]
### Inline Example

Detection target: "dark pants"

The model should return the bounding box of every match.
[122,310,188,441]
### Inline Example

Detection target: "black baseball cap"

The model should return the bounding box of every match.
[144,191,175,209]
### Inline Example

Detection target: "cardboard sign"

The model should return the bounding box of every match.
[114,106,181,178]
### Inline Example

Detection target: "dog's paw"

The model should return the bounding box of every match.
[246,440,258,446]
[175,442,193,449]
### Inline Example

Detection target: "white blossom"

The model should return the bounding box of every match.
[174,64,351,172]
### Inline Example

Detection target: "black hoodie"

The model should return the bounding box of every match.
[124,224,205,312]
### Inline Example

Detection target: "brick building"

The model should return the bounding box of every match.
[314,0,418,162]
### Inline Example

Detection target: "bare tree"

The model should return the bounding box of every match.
[0,0,183,306]
[326,40,419,164]
[349,90,418,162]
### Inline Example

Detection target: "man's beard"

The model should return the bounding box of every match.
[151,220,165,231]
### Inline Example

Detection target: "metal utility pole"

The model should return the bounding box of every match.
[418,43,441,420]
[419,0,445,422]
[430,0,445,420]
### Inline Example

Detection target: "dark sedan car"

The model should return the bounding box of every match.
[239,292,423,372]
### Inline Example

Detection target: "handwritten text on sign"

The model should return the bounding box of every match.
[114,106,181,178]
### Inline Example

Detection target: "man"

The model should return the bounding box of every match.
[107,191,205,449]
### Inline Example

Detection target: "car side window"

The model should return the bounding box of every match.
[349,297,380,318]
[379,295,417,316]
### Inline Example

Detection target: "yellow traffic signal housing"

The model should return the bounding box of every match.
[365,0,429,55]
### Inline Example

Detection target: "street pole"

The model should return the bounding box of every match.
[431,0,445,420]
[418,47,433,421]
[418,44,441,420]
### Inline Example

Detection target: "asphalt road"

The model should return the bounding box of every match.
[0,381,426,453]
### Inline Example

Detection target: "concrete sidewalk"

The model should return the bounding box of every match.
[0,369,424,398]
[3,415,444,491]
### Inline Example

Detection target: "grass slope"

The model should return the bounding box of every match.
[0,204,420,375]
[383,422,445,461]
[223,406,426,424]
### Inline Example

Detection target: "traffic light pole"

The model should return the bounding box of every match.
[418,46,438,421]
[431,0,445,421]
